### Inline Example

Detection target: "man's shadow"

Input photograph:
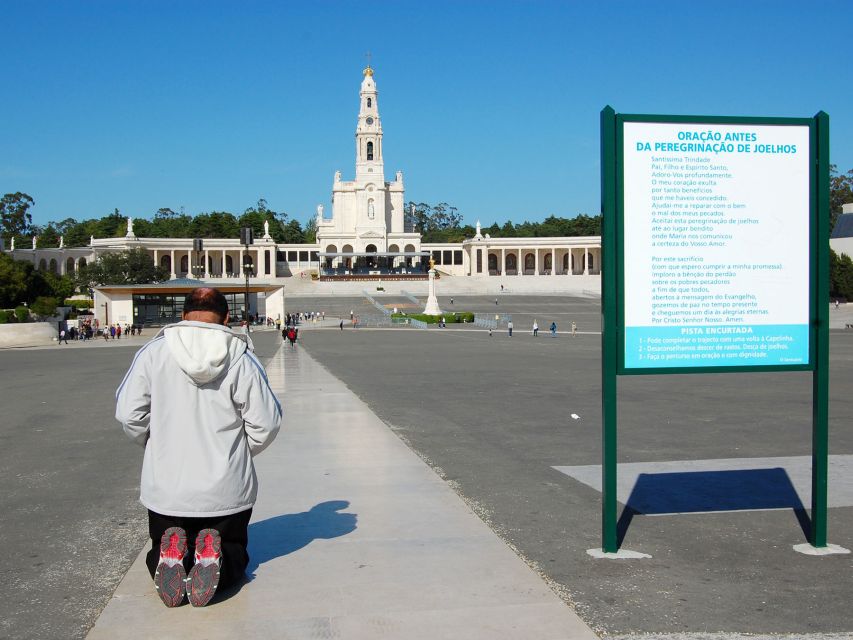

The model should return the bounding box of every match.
[246,500,358,577]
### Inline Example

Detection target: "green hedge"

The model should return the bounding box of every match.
[15,306,29,322]
[64,298,94,310]
[0,310,7,324]
[392,311,474,324]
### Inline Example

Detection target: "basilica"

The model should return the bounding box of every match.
[3,66,601,325]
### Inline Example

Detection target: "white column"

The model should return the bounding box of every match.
[220,251,225,277]
[170,250,176,279]
[517,249,522,276]
[501,248,506,276]
[551,248,556,276]
[534,250,539,276]
[153,249,158,270]
[239,248,245,278]
[583,247,589,275]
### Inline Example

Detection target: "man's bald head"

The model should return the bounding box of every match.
[182,288,229,325]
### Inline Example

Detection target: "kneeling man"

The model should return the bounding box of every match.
[116,287,281,606]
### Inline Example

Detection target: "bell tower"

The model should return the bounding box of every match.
[355,65,384,182]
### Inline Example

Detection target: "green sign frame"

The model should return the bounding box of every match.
[600,107,830,553]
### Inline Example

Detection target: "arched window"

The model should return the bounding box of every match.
[506,254,517,273]
[49,259,58,274]
[180,255,188,274]
[587,253,594,270]
[488,254,498,272]
[38,258,47,271]
[367,97,372,108]
[226,255,233,274]
[66,257,75,273]
[544,254,552,271]
[367,141,374,161]
[78,257,87,270]
[562,253,569,273]
[161,255,171,271]
[524,253,535,270]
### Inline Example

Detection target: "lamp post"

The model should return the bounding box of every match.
[191,238,204,279]
[240,227,254,322]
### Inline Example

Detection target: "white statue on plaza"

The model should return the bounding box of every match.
[263,219,271,239]
[10,237,15,251]
[317,204,324,220]
[126,216,135,237]
[90,235,95,246]
[474,220,482,240]
[423,256,443,316]
[59,236,64,249]
[32,236,37,250]
[334,170,341,183]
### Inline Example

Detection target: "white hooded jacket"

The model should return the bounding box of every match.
[115,321,281,517]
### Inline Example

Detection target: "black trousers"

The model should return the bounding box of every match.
[146,508,252,591]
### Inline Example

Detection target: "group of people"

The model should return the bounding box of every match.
[502,320,577,338]
[59,322,144,343]
[102,323,143,341]
[282,324,298,347]
[58,323,94,343]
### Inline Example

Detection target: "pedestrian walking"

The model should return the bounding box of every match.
[287,326,297,347]
[339,319,344,330]
[495,298,499,305]
[59,328,68,344]
[508,320,513,337]
[450,297,454,305]
[550,321,557,337]
[571,321,577,337]
[115,287,281,608]
[533,320,539,337]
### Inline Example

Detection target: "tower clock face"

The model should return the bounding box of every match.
[366,117,374,125]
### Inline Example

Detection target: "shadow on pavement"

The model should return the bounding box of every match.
[617,468,810,546]
[246,500,358,576]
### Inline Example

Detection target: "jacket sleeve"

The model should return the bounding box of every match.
[115,347,152,446]
[235,353,282,456]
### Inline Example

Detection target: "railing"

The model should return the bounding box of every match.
[362,290,391,316]
[400,290,421,305]
[355,315,392,328]
[409,318,428,330]
[474,315,498,330]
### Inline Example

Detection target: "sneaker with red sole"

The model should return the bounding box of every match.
[154,527,187,607]
[187,528,222,607]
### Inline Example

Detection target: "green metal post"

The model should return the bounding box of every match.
[600,106,619,552]
[811,111,830,547]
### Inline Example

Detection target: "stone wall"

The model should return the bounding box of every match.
[0,322,58,348]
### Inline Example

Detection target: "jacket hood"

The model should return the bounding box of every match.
[160,321,248,386]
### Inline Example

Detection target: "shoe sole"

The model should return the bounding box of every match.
[188,528,222,607]
[154,527,188,607]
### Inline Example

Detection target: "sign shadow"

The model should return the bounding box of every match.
[617,468,810,546]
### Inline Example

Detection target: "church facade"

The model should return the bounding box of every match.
[3,66,601,323]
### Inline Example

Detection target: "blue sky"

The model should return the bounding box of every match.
[3,1,852,229]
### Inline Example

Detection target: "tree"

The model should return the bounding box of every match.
[830,248,853,301]
[0,253,31,307]
[831,165,853,230]
[303,217,317,244]
[281,219,304,244]
[0,192,34,240]
[77,248,169,287]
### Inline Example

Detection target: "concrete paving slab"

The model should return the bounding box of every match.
[87,342,598,639]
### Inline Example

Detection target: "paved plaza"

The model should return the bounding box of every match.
[1,295,852,638]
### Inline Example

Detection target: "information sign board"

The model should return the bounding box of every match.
[620,120,813,372]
